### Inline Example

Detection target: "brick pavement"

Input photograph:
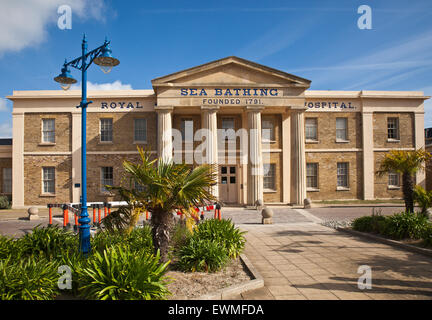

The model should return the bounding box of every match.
[233,209,432,300]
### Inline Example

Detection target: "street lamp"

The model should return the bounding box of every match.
[54,34,120,254]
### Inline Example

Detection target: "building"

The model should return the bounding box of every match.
[5,56,430,208]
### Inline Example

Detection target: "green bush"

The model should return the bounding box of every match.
[381,211,429,240]
[77,245,171,300]
[0,256,60,300]
[421,224,432,247]
[19,225,77,259]
[169,221,192,259]
[0,196,9,209]
[91,226,153,254]
[192,219,246,258]
[0,235,24,260]
[352,215,388,233]
[177,238,229,273]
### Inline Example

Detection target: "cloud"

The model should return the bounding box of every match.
[0,0,108,55]
[0,98,9,112]
[0,121,12,138]
[71,80,133,91]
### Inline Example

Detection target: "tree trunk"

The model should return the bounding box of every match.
[150,208,174,263]
[402,172,414,213]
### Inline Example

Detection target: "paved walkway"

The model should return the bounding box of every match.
[229,209,432,300]
[1,206,432,300]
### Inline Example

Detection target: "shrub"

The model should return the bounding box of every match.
[0,196,9,209]
[381,211,429,240]
[0,256,60,300]
[91,226,153,254]
[421,224,432,247]
[177,238,229,273]
[127,225,153,253]
[77,245,171,300]
[169,220,192,259]
[192,219,246,259]
[0,235,24,260]
[352,215,388,234]
[19,225,77,259]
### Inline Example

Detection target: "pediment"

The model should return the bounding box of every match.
[151,56,311,88]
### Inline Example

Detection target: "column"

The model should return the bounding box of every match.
[71,112,81,203]
[292,110,306,205]
[362,112,374,200]
[282,111,291,203]
[247,106,264,206]
[201,106,219,198]
[415,111,426,187]
[156,106,173,163]
[12,113,24,208]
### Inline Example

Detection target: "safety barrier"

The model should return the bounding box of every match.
[47,201,222,230]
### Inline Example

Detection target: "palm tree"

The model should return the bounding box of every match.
[105,147,217,262]
[377,149,431,213]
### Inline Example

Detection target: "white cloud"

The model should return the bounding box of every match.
[0,121,12,138]
[71,80,133,91]
[0,0,108,55]
[0,98,8,112]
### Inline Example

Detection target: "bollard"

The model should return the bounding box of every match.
[62,204,71,230]
[97,204,102,227]
[47,204,53,227]
[92,204,97,227]
[216,203,221,221]
[146,210,149,220]
[107,203,111,216]
[104,202,108,219]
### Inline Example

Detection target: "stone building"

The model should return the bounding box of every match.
[5,56,429,208]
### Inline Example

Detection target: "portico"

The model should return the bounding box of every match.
[151,56,311,206]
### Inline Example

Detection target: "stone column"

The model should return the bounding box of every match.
[71,112,81,203]
[156,106,173,163]
[362,112,374,200]
[12,113,24,208]
[414,111,426,187]
[292,110,306,205]
[247,106,264,206]
[201,106,219,198]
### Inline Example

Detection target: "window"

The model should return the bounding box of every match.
[101,167,113,193]
[181,118,193,141]
[388,171,400,188]
[42,119,55,143]
[100,119,113,142]
[42,167,55,194]
[262,118,275,142]
[306,163,318,189]
[337,162,349,188]
[336,118,348,141]
[387,118,399,140]
[221,118,235,141]
[134,119,147,142]
[2,168,11,194]
[263,163,276,191]
[305,118,318,141]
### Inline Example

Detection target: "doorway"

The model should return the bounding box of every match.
[219,165,238,204]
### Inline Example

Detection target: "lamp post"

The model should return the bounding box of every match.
[54,35,120,254]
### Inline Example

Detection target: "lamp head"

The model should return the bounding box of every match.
[54,64,77,90]
[94,44,120,74]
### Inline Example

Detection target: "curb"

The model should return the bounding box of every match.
[195,254,264,300]
[337,227,432,258]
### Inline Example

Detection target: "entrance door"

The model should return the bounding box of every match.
[219,166,238,204]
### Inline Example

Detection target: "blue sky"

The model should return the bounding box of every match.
[0,0,431,137]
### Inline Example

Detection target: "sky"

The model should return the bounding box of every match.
[0,0,431,138]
